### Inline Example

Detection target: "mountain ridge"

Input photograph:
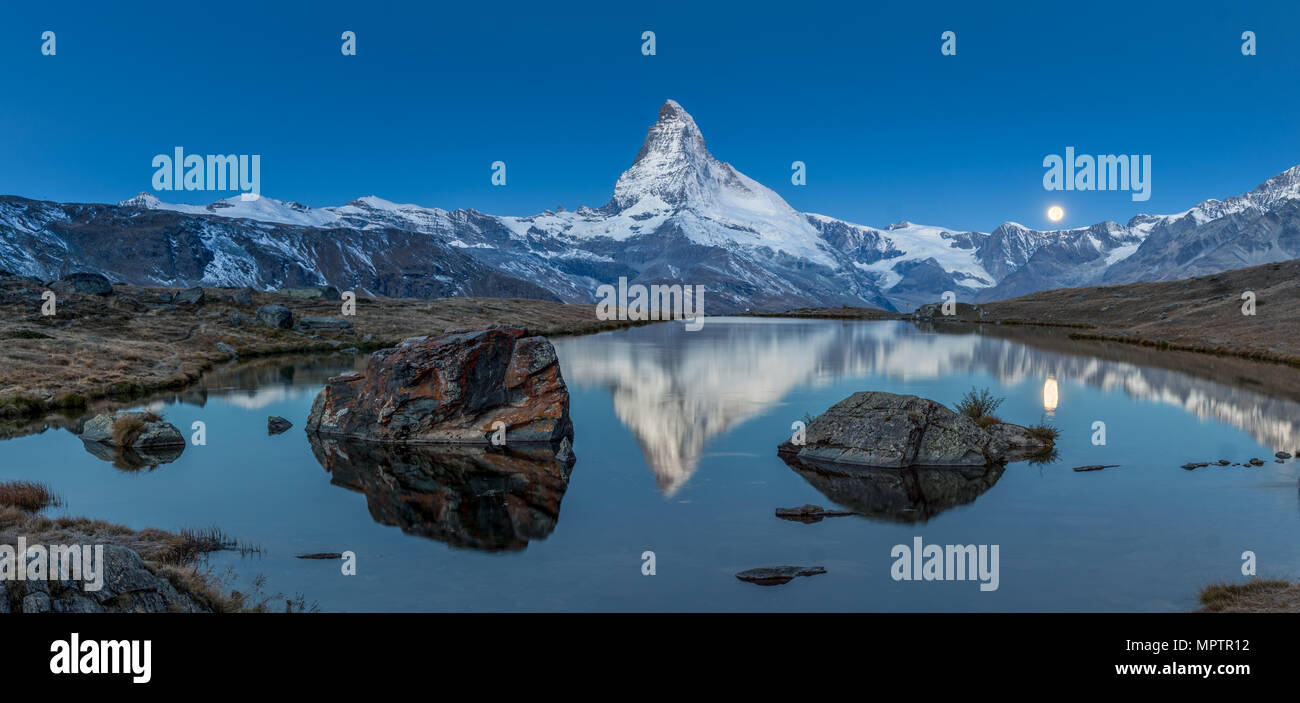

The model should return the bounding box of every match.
[4,100,1299,312]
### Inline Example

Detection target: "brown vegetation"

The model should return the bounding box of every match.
[0,278,642,420]
[0,480,61,511]
[1198,579,1300,613]
[764,259,1300,368]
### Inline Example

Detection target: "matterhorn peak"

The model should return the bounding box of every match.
[609,100,719,211]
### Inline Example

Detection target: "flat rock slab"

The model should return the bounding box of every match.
[774,504,855,523]
[736,566,827,586]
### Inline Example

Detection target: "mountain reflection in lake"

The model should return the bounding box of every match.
[2,319,1299,612]
[551,318,1300,494]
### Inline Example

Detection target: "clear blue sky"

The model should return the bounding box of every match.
[2,0,1297,232]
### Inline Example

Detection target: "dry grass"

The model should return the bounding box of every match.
[0,480,61,511]
[765,259,1300,368]
[111,415,145,446]
[1198,579,1300,613]
[975,415,1002,429]
[956,387,1005,419]
[977,260,1300,366]
[1025,424,1060,442]
[0,504,293,612]
[0,279,644,420]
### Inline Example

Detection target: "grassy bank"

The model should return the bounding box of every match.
[0,277,643,421]
[759,259,1300,368]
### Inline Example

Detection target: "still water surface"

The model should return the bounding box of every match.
[3,317,1299,611]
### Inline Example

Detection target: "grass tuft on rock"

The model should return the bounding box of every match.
[975,415,1002,428]
[111,416,145,446]
[956,387,1004,420]
[1026,423,1060,442]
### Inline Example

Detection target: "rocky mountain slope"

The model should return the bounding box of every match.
[2,100,1298,312]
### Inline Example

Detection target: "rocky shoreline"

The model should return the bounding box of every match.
[0,500,300,613]
[0,272,645,424]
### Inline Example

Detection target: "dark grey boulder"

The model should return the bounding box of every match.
[268,416,293,434]
[780,391,998,467]
[280,285,341,301]
[175,286,205,305]
[79,411,185,448]
[256,304,293,329]
[50,272,113,296]
[780,391,1053,468]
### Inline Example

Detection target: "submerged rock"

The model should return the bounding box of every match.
[306,326,573,445]
[735,566,827,586]
[774,504,856,523]
[268,416,293,435]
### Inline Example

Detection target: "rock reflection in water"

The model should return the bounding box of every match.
[777,453,1005,524]
[80,440,184,472]
[308,436,575,551]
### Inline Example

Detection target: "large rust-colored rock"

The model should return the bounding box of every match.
[306,326,573,444]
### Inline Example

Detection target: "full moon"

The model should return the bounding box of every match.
[1047,205,1065,222]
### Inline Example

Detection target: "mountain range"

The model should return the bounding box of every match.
[2,99,1298,312]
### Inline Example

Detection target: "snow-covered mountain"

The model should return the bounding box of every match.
[3,101,1300,311]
